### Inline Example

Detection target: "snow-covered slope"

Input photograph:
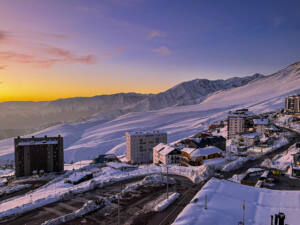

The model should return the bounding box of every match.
[0,62,299,163]
[0,74,263,139]
[129,73,264,111]
[173,178,300,225]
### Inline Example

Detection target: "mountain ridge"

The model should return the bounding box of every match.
[0,72,265,139]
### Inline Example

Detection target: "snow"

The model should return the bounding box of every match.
[154,192,180,212]
[64,160,93,171]
[190,146,223,158]
[0,184,32,195]
[253,119,269,125]
[173,178,300,225]
[156,145,177,156]
[241,132,261,139]
[261,144,300,171]
[0,163,213,220]
[65,171,93,184]
[0,62,300,164]
[181,148,196,155]
[106,162,136,169]
[17,140,58,146]
[126,130,166,136]
[0,178,7,187]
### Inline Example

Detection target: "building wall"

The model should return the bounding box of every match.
[14,136,64,177]
[228,116,245,139]
[126,132,167,164]
[285,95,300,113]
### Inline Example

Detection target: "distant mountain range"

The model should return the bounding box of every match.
[0,61,300,163]
[0,73,264,139]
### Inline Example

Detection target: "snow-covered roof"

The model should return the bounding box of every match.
[154,143,179,156]
[228,109,254,117]
[190,146,223,159]
[17,140,58,146]
[241,132,261,139]
[253,119,269,125]
[181,147,196,154]
[173,178,300,225]
[126,130,166,136]
[106,162,136,169]
[159,145,178,156]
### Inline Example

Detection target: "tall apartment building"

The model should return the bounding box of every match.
[285,95,300,113]
[227,109,254,139]
[14,135,64,177]
[126,130,167,164]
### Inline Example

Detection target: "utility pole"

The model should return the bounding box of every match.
[118,193,120,225]
[166,166,169,200]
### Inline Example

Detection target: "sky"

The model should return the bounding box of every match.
[1,0,300,102]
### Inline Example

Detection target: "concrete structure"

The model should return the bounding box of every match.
[14,135,64,177]
[285,95,300,113]
[153,143,181,164]
[126,130,167,164]
[253,118,269,133]
[227,109,255,139]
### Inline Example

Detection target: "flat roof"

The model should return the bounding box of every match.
[17,140,58,146]
[126,130,166,136]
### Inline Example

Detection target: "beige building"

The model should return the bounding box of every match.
[227,109,254,139]
[285,95,300,113]
[126,130,167,164]
[14,135,64,177]
[153,143,181,165]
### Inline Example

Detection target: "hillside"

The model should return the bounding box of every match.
[0,74,263,139]
[0,62,299,163]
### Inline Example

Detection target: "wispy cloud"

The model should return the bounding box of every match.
[152,46,172,55]
[0,48,98,68]
[147,30,167,39]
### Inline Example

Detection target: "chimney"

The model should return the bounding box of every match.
[44,135,47,138]
[32,136,34,139]
[17,136,20,139]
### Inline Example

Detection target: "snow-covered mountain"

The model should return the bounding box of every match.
[0,73,263,140]
[0,61,299,164]
[130,73,264,111]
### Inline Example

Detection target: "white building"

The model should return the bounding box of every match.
[153,143,181,164]
[227,109,254,139]
[126,130,167,164]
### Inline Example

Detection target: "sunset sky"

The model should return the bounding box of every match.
[1,0,300,102]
